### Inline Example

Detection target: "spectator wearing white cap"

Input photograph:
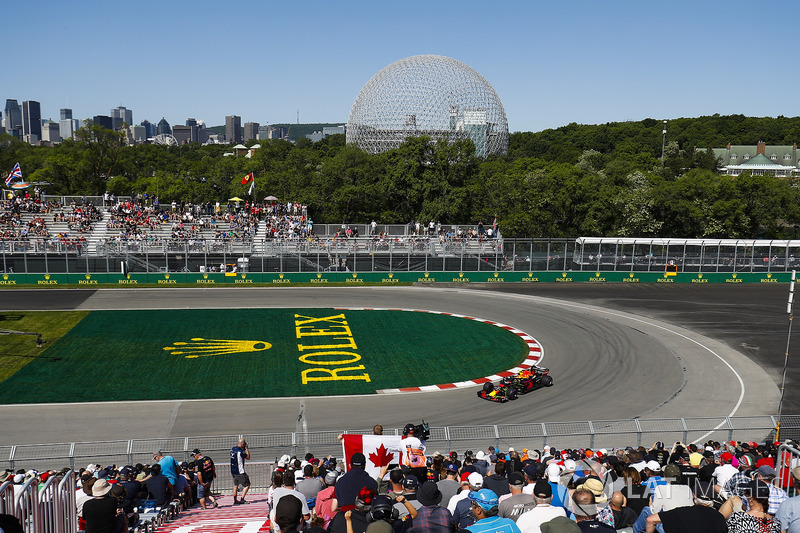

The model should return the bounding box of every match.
[642,461,666,495]
[453,473,484,529]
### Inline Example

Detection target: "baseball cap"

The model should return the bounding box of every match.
[350,452,366,468]
[403,476,419,491]
[446,463,459,473]
[720,452,733,463]
[356,486,375,506]
[757,465,776,478]
[533,479,552,498]
[192,448,202,455]
[645,460,661,472]
[275,494,303,530]
[467,472,484,488]
[523,464,539,479]
[468,489,499,510]
[460,472,471,483]
[508,471,525,487]
[663,464,681,480]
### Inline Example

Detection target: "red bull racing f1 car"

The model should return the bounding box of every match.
[477,367,553,402]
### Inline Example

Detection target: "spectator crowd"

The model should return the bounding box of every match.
[5,434,800,533]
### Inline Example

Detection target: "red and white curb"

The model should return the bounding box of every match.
[334,308,544,394]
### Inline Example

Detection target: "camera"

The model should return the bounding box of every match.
[413,421,431,441]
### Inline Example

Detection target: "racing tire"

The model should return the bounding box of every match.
[482,382,494,393]
[542,375,554,387]
[508,390,518,400]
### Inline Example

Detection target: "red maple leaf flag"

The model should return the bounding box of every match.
[342,434,402,477]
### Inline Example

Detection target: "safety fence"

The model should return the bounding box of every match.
[3,415,797,491]
[0,470,76,533]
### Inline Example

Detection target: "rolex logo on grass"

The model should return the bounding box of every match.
[163,338,272,359]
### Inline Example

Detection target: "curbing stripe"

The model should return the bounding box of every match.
[332,307,544,395]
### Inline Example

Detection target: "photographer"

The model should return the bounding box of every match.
[402,423,428,484]
[231,438,251,505]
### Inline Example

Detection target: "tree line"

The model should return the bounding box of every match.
[1,114,800,239]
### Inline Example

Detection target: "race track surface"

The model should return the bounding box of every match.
[0,285,784,445]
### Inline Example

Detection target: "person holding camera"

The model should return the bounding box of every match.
[231,438,251,505]
[402,424,428,484]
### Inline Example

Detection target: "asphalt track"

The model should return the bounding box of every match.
[0,285,787,446]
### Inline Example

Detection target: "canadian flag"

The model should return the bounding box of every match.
[342,434,403,478]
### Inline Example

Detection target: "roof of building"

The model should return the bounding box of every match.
[232,144,247,149]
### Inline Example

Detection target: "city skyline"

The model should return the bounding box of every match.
[4,0,800,134]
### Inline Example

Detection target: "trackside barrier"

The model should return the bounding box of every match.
[4,416,798,479]
[777,443,800,497]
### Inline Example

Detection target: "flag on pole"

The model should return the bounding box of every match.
[6,162,21,187]
[248,177,255,196]
[241,172,253,185]
[341,434,403,477]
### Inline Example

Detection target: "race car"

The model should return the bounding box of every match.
[476,367,553,402]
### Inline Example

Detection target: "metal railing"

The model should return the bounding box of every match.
[0,470,76,533]
[4,415,796,488]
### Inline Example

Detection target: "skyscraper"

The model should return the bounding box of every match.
[110,106,133,130]
[92,115,113,130]
[4,100,22,138]
[226,115,242,144]
[243,122,259,142]
[156,118,171,135]
[60,108,72,120]
[22,100,41,143]
[141,119,155,139]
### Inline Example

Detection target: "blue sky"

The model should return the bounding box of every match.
[5,0,798,133]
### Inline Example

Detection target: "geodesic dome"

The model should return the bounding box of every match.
[346,55,508,157]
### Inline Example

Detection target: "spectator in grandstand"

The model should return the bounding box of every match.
[271,469,311,533]
[117,467,141,527]
[453,473,485,529]
[82,478,119,533]
[712,452,740,497]
[755,466,788,515]
[76,476,96,522]
[316,471,340,528]
[437,464,461,508]
[143,463,173,507]
[644,481,726,533]
[395,476,423,518]
[649,464,693,513]
[193,448,218,509]
[231,438,251,505]
[484,460,510,497]
[571,488,614,533]
[274,494,304,533]
[328,487,374,533]
[334,453,378,512]
[719,478,782,532]
[776,466,800,532]
[516,480,567,533]
[498,472,536,521]
[296,464,324,501]
[411,481,456,533]
[620,467,648,517]
[464,488,520,533]
[152,451,180,486]
[473,452,490,477]
[268,470,284,512]
[606,492,636,530]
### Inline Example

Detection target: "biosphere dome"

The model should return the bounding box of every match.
[346,55,508,157]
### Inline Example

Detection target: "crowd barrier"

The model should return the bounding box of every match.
[0,270,791,285]
[0,470,76,533]
[4,415,798,491]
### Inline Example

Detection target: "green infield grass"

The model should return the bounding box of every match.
[0,308,528,403]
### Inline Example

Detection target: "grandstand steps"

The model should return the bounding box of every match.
[154,494,270,533]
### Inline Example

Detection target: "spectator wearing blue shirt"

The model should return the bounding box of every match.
[153,451,180,486]
[464,489,520,533]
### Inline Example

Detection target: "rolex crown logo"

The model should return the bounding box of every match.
[596,272,600,277]
[317,273,322,278]
[424,272,429,278]
[164,274,170,279]
[163,338,272,359]
[2,274,7,280]
[494,272,499,278]
[279,273,284,279]
[126,273,131,279]
[768,273,773,278]
[562,273,567,277]
[629,273,634,277]
[203,273,208,279]
[733,273,737,278]
[459,272,464,278]
[698,274,703,278]
[45,274,51,280]
[388,273,394,278]
[528,272,533,277]
[85,274,91,280]
[352,273,357,278]
[240,273,246,279]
